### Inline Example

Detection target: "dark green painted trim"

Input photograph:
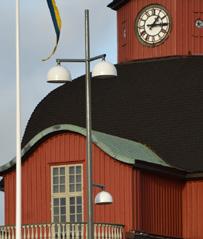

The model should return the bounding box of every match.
[0,124,172,175]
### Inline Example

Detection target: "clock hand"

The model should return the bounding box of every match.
[153,22,169,27]
[154,16,159,25]
[147,22,169,28]
[149,16,159,30]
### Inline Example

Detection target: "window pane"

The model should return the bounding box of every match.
[76,184,81,192]
[54,207,59,215]
[53,168,58,176]
[76,175,81,183]
[61,206,66,215]
[77,197,82,204]
[69,167,75,174]
[77,214,82,222]
[76,166,81,174]
[70,197,75,205]
[60,198,66,206]
[53,177,58,184]
[70,206,75,214]
[53,185,58,193]
[54,198,59,206]
[60,167,65,175]
[60,185,65,193]
[70,215,75,222]
[69,184,75,192]
[54,216,59,223]
[77,206,82,213]
[60,176,65,184]
[69,175,75,183]
[61,215,66,223]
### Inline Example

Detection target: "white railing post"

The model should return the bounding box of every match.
[116,226,119,239]
[8,227,11,239]
[66,223,70,239]
[101,224,105,239]
[52,224,56,239]
[119,226,123,239]
[35,225,38,239]
[30,225,34,239]
[97,224,101,239]
[75,224,79,239]
[12,227,15,239]
[22,226,25,239]
[48,225,51,239]
[57,224,61,239]
[81,224,84,239]
[61,224,64,239]
[3,227,5,239]
[43,225,47,239]
[72,224,75,239]
[4,227,7,239]
[39,225,42,239]
[0,227,2,239]
[104,225,108,239]
[27,225,30,239]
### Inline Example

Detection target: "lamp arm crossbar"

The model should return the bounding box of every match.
[90,54,106,62]
[93,183,105,190]
[56,54,106,64]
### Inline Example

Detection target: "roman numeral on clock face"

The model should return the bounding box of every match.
[151,8,156,15]
[161,29,167,34]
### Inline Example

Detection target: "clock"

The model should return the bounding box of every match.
[135,4,171,47]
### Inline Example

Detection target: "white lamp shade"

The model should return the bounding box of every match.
[92,60,117,79]
[47,65,72,83]
[95,191,113,205]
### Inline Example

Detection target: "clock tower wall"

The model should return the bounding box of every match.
[115,0,203,63]
[176,0,203,57]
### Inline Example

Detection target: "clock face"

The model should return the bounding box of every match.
[135,4,171,47]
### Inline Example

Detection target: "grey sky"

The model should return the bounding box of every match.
[0,0,116,224]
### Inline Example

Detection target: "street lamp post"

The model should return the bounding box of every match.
[47,9,117,239]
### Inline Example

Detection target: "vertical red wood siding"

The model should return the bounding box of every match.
[133,170,142,230]
[5,131,202,238]
[4,171,16,225]
[135,171,183,238]
[3,132,134,231]
[182,180,203,239]
[117,0,203,63]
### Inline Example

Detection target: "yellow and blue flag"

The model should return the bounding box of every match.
[43,0,62,61]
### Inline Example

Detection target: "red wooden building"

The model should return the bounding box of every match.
[0,0,203,239]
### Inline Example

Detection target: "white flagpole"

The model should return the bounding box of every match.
[16,0,22,238]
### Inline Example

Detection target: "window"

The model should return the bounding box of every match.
[51,165,83,224]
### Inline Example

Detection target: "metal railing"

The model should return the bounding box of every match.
[0,223,124,239]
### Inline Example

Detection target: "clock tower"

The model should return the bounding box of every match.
[108,0,203,63]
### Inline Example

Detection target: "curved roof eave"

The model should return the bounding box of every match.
[107,0,129,10]
[0,124,173,174]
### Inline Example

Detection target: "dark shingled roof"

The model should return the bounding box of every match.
[22,56,203,172]
[107,0,129,10]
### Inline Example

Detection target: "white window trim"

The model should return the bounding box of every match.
[51,164,83,223]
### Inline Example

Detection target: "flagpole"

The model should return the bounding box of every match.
[16,0,22,238]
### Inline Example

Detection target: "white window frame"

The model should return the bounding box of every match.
[51,164,83,224]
